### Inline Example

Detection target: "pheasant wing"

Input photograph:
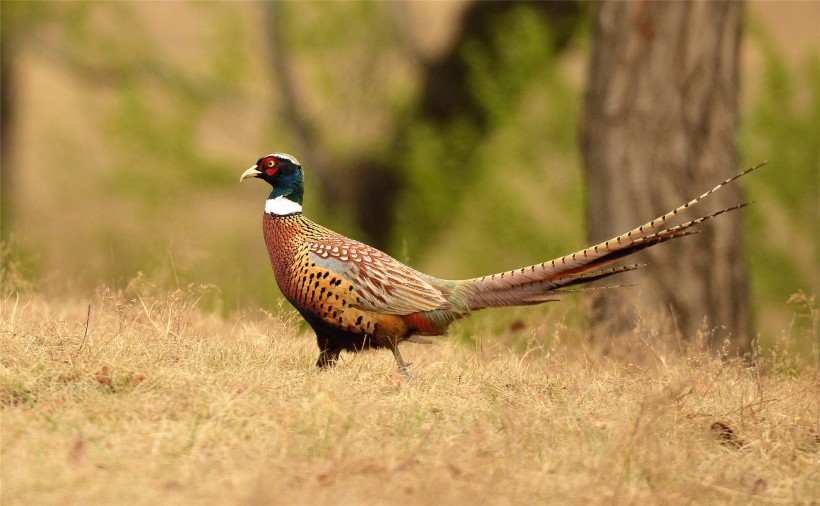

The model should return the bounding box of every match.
[307,240,450,315]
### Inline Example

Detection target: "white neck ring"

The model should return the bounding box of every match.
[265,196,302,216]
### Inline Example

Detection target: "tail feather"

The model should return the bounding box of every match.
[513,264,644,305]
[462,162,766,311]
[473,263,643,308]
[524,279,642,304]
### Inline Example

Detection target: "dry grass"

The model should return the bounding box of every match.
[1,279,818,505]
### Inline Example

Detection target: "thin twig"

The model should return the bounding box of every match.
[76,303,92,357]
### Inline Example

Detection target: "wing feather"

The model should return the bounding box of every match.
[307,240,450,315]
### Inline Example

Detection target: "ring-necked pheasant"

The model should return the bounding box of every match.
[241,153,764,376]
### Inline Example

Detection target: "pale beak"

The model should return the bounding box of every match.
[240,165,262,182]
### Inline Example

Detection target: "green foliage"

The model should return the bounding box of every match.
[0,1,55,42]
[273,2,412,158]
[740,22,820,342]
[394,5,584,277]
[2,2,270,311]
[0,238,38,295]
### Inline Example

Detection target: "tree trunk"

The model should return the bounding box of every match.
[1,14,16,238]
[580,1,751,355]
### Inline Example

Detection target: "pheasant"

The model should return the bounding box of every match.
[241,153,764,376]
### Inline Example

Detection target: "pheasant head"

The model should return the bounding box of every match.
[240,153,305,215]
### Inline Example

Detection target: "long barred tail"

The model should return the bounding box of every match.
[463,162,767,310]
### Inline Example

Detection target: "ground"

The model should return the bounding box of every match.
[1,281,817,505]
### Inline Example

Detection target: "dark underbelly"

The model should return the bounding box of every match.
[298,309,388,352]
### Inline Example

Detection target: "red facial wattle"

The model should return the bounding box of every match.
[260,156,279,177]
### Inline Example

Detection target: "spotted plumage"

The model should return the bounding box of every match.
[241,153,766,375]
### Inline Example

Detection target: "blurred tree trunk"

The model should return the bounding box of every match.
[580,1,751,355]
[1,15,17,239]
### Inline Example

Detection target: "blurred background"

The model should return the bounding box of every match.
[1,1,817,348]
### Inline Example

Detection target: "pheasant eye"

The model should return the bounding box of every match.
[265,159,278,176]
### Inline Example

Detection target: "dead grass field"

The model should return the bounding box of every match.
[1,278,818,505]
